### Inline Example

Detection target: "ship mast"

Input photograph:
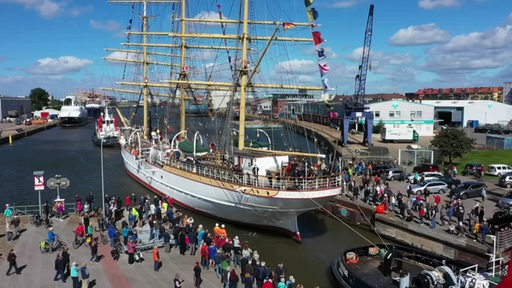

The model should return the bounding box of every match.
[142,1,150,139]
[238,0,250,150]
[179,0,187,135]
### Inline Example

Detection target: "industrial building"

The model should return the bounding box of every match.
[0,96,31,120]
[367,100,512,136]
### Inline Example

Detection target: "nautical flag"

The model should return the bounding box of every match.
[318,62,330,76]
[322,77,332,91]
[304,0,314,8]
[312,31,326,45]
[307,8,319,22]
[283,22,297,30]
[310,23,321,30]
[316,47,326,59]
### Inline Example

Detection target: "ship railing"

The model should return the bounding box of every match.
[457,263,502,286]
[158,157,342,190]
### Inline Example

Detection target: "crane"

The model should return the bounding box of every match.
[340,4,374,146]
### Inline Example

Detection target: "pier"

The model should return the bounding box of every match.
[281,118,511,264]
[0,120,60,145]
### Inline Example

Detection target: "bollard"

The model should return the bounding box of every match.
[9,134,12,144]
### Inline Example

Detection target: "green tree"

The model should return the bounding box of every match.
[29,87,50,111]
[430,127,475,164]
[372,120,384,134]
[49,99,63,110]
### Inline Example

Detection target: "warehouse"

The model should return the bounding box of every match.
[0,96,31,120]
[421,100,512,128]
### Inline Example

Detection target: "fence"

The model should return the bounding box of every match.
[10,202,76,216]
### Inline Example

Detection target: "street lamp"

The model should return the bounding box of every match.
[47,174,70,200]
[101,139,105,219]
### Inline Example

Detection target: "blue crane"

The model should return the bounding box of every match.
[341,4,374,146]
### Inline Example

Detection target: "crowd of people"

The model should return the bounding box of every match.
[340,160,492,243]
[69,192,307,288]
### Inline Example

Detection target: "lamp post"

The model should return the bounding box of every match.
[101,139,105,219]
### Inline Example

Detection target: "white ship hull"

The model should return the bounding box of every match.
[120,146,341,238]
[58,96,88,127]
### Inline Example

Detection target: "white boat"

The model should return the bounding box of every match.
[92,106,120,147]
[104,0,342,240]
[58,96,88,127]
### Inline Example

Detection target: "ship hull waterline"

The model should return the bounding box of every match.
[121,148,340,240]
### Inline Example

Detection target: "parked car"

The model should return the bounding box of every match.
[410,180,448,195]
[371,164,393,176]
[496,191,512,209]
[434,176,462,189]
[413,163,440,173]
[406,171,444,183]
[450,181,487,199]
[461,163,483,176]
[384,168,406,181]
[498,173,512,188]
[486,164,512,176]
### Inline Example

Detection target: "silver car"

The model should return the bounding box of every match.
[497,191,512,209]
[411,180,449,195]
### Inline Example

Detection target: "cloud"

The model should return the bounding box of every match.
[90,19,122,32]
[329,0,359,8]
[418,0,461,9]
[29,56,93,75]
[274,59,317,75]
[427,24,512,70]
[390,23,451,46]
[193,10,222,24]
[2,0,61,17]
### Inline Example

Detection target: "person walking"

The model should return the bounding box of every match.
[90,239,98,262]
[174,273,185,288]
[80,263,90,288]
[193,261,203,288]
[153,245,161,271]
[481,186,487,202]
[127,240,136,265]
[6,249,19,276]
[62,247,71,277]
[71,262,80,288]
[54,253,66,282]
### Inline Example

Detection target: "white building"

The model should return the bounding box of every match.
[421,100,512,127]
[367,100,435,136]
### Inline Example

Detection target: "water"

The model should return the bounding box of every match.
[0,121,380,287]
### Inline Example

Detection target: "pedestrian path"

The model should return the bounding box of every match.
[0,214,223,288]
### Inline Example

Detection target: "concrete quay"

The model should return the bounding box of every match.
[0,214,225,288]
[0,121,60,145]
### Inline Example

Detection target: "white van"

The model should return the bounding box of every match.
[486,164,512,176]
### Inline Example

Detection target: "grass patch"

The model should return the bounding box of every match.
[454,150,512,167]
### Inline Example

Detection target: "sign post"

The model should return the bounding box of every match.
[33,170,45,216]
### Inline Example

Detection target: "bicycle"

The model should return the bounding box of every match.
[40,238,67,253]
[95,226,109,245]
[72,232,86,249]
[31,214,44,227]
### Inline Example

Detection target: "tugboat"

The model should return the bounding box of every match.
[92,106,120,147]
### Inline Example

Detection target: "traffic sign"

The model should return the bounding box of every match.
[33,171,45,191]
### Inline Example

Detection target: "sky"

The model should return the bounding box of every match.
[0,0,511,99]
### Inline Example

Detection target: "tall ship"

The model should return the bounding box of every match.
[104,0,342,239]
[58,96,88,127]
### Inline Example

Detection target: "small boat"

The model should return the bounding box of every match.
[92,106,120,147]
[58,96,88,127]
[331,243,505,288]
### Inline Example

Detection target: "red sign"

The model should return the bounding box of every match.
[34,171,45,191]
